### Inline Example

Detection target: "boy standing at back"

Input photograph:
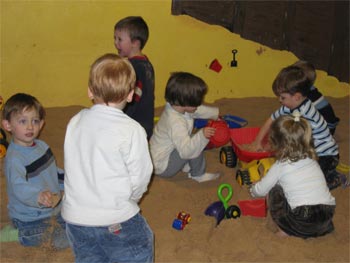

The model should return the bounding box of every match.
[114,16,155,140]
[62,54,154,263]
[293,60,340,135]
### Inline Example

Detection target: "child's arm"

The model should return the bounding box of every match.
[6,156,62,208]
[251,117,273,151]
[250,163,279,197]
[172,119,210,159]
[193,105,219,120]
[5,161,45,208]
[126,128,153,202]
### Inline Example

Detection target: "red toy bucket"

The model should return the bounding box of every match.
[207,120,230,148]
[229,127,272,162]
[209,59,222,73]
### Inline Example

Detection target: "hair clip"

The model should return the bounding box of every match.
[292,111,301,122]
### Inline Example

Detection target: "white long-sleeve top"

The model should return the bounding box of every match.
[150,103,219,175]
[250,158,335,209]
[62,104,153,226]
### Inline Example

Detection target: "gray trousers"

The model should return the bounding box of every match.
[157,149,206,178]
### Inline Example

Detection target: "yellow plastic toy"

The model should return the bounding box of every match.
[236,157,275,186]
[337,163,350,174]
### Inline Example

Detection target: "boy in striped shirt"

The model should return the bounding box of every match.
[252,65,342,190]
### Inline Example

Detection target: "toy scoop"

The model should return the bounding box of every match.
[204,200,225,226]
[205,183,240,226]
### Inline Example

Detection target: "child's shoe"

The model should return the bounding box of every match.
[0,225,18,242]
[189,173,220,183]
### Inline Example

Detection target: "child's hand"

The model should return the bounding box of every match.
[241,143,261,152]
[203,127,216,139]
[38,191,61,207]
[248,141,264,152]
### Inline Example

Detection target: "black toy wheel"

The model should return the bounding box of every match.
[225,205,241,219]
[219,146,237,168]
[236,170,251,186]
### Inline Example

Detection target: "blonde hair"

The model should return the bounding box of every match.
[88,54,136,105]
[269,114,317,162]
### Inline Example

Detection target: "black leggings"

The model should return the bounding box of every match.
[318,155,339,188]
[268,185,335,239]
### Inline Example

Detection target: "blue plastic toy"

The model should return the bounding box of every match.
[194,114,247,129]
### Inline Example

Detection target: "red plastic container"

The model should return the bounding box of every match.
[229,127,272,162]
[207,120,230,148]
[238,198,267,217]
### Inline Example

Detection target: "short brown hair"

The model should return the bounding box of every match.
[269,114,317,162]
[114,16,149,50]
[272,65,312,97]
[88,54,136,105]
[165,72,207,107]
[2,93,45,121]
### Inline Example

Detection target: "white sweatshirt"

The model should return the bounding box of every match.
[62,104,153,226]
[251,158,335,209]
[150,103,219,174]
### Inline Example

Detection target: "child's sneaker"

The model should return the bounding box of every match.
[189,173,220,183]
[0,225,18,242]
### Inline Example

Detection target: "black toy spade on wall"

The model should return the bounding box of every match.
[231,49,238,67]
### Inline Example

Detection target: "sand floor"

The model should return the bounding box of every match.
[1,97,349,262]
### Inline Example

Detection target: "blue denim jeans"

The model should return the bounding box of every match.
[66,213,154,263]
[12,212,69,249]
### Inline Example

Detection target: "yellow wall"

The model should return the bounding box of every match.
[1,0,349,108]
